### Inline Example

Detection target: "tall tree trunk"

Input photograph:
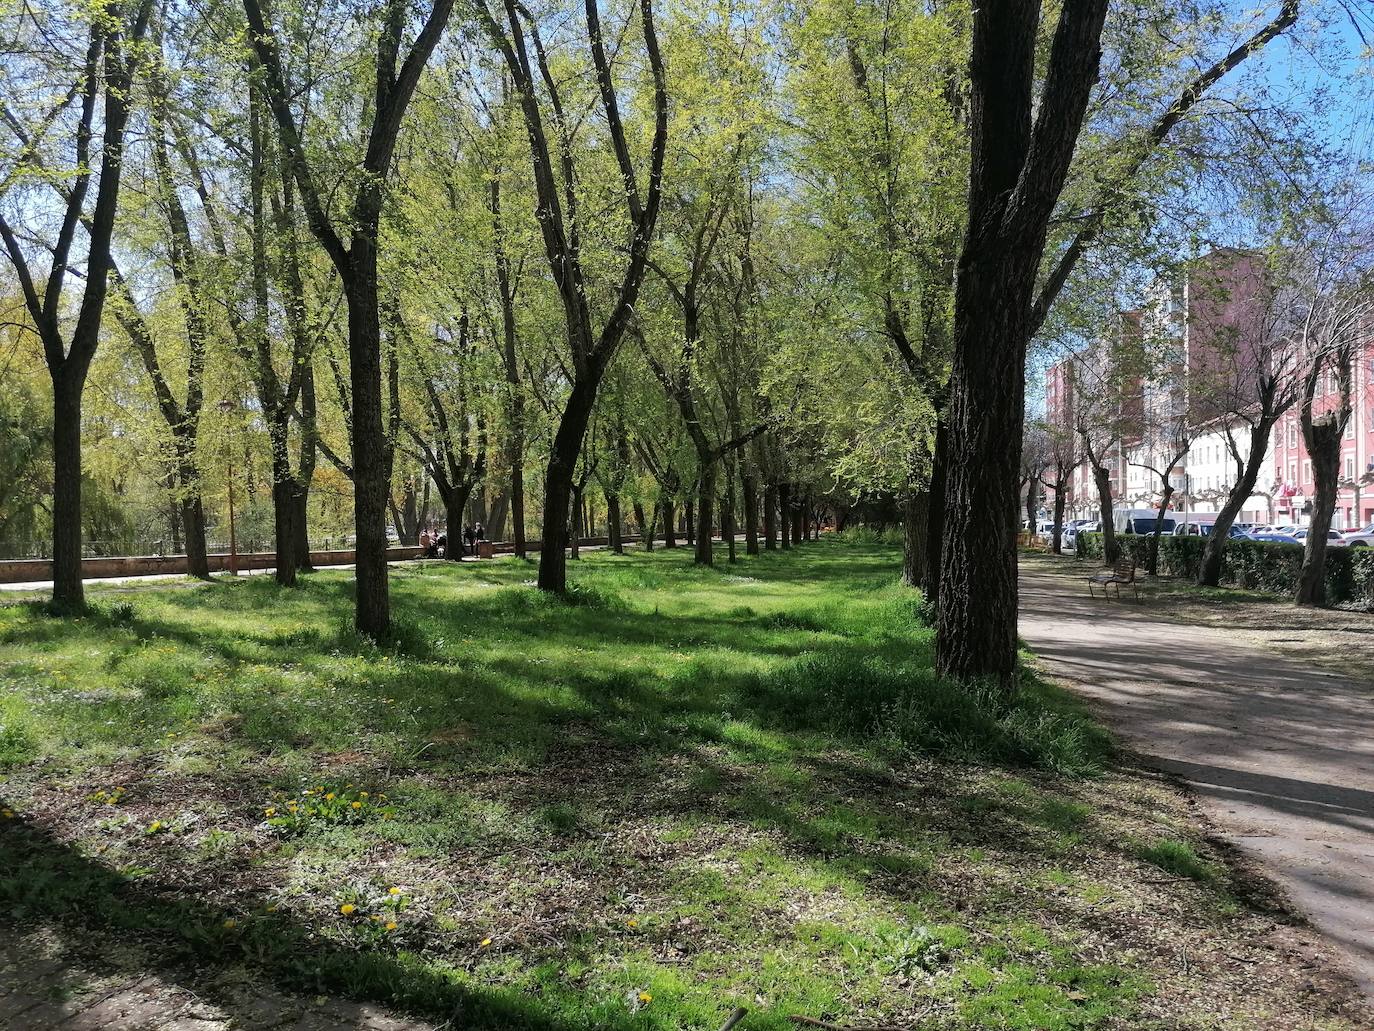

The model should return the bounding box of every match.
[1051,483,1067,556]
[441,485,472,562]
[175,441,210,578]
[763,483,778,550]
[662,498,677,548]
[51,372,86,610]
[180,494,209,579]
[268,415,298,587]
[633,500,651,550]
[778,482,792,550]
[1025,478,1038,534]
[487,492,510,542]
[1198,422,1272,587]
[903,491,930,588]
[743,472,760,555]
[537,379,596,591]
[723,456,738,563]
[791,496,803,546]
[685,495,696,547]
[934,254,1037,689]
[695,459,715,565]
[343,260,391,636]
[1146,485,1173,575]
[607,492,624,554]
[1091,463,1117,564]
[569,485,583,561]
[1297,427,1342,605]
[925,417,948,612]
[292,483,312,570]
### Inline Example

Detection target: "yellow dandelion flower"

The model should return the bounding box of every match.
[265,807,277,816]
[480,937,492,947]
[340,903,357,916]
[638,992,652,1004]
[1,809,14,819]
[325,793,336,801]
[627,919,638,928]
[148,820,162,832]
[223,918,237,929]
[387,886,401,896]
[360,791,369,798]
[351,801,361,809]
[385,921,398,932]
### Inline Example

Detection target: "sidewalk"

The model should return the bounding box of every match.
[1018,553,1374,993]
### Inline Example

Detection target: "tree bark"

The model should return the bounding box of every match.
[1146,486,1173,575]
[1297,421,1343,605]
[743,473,760,555]
[1198,421,1273,586]
[1050,481,1067,556]
[662,498,677,548]
[903,490,930,588]
[685,494,696,547]
[1091,462,1118,565]
[925,418,949,611]
[50,371,86,610]
[607,492,624,554]
[344,268,392,634]
[763,483,778,550]
[694,460,715,565]
[537,378,597,591]
[778,483,791,549]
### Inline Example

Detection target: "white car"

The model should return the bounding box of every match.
[1292,528,1349,548]
[1343,524,1374,548]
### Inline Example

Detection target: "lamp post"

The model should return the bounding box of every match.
[218,399,239,576]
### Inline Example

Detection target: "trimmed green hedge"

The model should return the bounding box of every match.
[1076,531,1374,606]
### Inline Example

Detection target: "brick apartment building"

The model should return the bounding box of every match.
[1045,248,1374,531]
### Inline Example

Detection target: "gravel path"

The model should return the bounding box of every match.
[1019,554,1374,995]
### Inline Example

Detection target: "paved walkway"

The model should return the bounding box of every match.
[1019,556,1374,994]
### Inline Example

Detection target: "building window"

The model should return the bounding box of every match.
[1346,456,1356,480]
[1288,425,1297,448]
[1289,462,1297,485]
[1304,460,1312,484]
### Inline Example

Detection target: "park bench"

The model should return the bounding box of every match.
[1087,556,1139,600]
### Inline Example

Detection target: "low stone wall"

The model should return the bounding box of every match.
[0,547,424,584]
[0,535,670,584]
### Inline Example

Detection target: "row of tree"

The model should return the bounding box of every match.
[0,0,1343,685]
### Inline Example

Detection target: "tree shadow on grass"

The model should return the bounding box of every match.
[0,810,639,1030]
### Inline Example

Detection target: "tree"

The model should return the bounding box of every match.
[476,0,669,594]
[0,0,153,609]
[1039,422,1080,554]
[242,0,455,635]
[1292,202,1374,604]
[936,0,1300,686]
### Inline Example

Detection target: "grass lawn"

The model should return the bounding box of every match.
[0,540,1364,1029]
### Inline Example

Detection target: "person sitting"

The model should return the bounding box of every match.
[462,525,476,557]
[433,532,447,558]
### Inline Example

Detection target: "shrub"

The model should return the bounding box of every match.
[1077,531,1374,606]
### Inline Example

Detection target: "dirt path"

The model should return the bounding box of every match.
[1019,554,1374,996]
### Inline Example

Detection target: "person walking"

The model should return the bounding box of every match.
[462,524,476,558]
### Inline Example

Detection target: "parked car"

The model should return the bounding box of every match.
[1062,520,1097,548]
[1343,524,1374,548]
[1248,532,1301,544]
[1292,528,1349,548]
[1174,522,1250,539]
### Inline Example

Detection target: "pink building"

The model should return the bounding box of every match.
[1271,343,1374,530]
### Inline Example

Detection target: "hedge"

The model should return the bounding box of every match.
[1076,530,1374,606]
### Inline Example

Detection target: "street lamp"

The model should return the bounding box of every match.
[218,399,239,576]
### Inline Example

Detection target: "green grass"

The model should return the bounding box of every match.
[0,541,1327,1028]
